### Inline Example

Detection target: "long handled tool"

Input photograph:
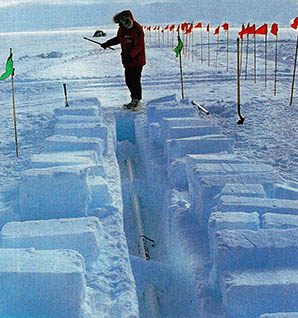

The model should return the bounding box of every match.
[63,83,69,107]
[83,37,115,50]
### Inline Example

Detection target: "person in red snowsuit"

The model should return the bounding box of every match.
[101,10,146,111]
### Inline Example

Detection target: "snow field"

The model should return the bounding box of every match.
[0,97,139,317]
[133,95,298,317]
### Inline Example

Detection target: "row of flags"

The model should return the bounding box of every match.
[144,16,298,37]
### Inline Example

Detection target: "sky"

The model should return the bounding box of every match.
[0,0,296,32]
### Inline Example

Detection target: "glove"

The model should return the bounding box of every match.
[101,42,108,49]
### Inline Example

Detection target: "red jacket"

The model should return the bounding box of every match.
[105,10,146,68]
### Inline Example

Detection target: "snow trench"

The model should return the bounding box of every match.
[0,95,298,318]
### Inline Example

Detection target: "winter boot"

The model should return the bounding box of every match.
[122,100,133,110]
[130,99,142,111]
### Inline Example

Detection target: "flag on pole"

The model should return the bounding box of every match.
[169,24,175,31]
[247,24,256,35]
[291,17,298,29]
[207,24,210,32]
[222,23,229,31]
[238,24,246,40]
[195,22,202,28]
[174,35,183,57]
[214,26,220,35]
[255,23,268,35]
[0,54,14,80]
[271,23,278,36]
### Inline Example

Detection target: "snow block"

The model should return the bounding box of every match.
[44,135,104,159]
[217,196,298,216]
[20,166,91,221]
[163,125,221,143]
[147,105,198,124]
[54,123,108,154]
[161,117,212,132]
[0,248,86,318]
[263,213,298,229]
[54,106,99,117]
[260,313,298,318]
[214,228,298,272]
[88,175,112,209]
[221,268,298,318]
[273,183,298,200]
[186,161,280,229]
[208,212,260,258]
[2,217,102,264]
[166,135,235,162]
[219,184,266,198]
[56,115,102,124]
[30,150,98,168]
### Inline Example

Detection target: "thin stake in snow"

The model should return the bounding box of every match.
[271,23,279,96]
[207,24,210,66]
[237,38,245,125]
[214,26,220,68]
[222,23,229,71]
[290,35,298,106]
[174,31,184,99]
[254,32,257,83]
[63,83,69,107]
[0,48,18,157]
[245,32,249,80]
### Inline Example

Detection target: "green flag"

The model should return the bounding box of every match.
[0,54,14,80]
[174,36,183,57]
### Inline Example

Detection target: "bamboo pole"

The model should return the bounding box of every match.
[10,48,19,157]
[265,33,268,89]
[208,30,210,66]
[216,32,219,68]
[254,33,257,83]
[200,27,203,63]
[237,39,245,125]
[245,33,249,79]
[240,38,243,73]
[178,30,185,99]
[290,35,298,106]
[227,29,229,71]
[274,33,278,96]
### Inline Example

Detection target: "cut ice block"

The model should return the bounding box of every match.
[186,161,280,229]
[56,115,102,124]
[54,106,99,117]
[30,150,97,168]
[44,135,104,159]
[166,134,235,161]
[2,217,102,264]
[20,166,91,220]
[208,212,260,258]
[161,117,212,132]
[217,196,298,216]
[219,184,266,198]
[263,213,298,229]
[55,123,108,154]
[88,175,112,209]
[147,105,198,124]
[0,248,86,318]
[221,268,298,318]
[214,228,298,272]
[260,313,298,318]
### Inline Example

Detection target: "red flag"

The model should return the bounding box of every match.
[169,24,175,31]
[176,24,180,32]
[222,23,229,31]
[161,29,164,33]
[195,22,202,28]
[147,26,151,31]
[247,24,256,34]
[214,26,220,35]
[207,24,210,32]
[255,23,268,35]
[164,25,169,30]
[238,24,246,40]
[185,23,193,34]
[291,16,298,29]
[271,23,278,36]
[157,26,160,31]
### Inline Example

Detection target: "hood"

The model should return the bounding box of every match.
[113,10,134,24]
